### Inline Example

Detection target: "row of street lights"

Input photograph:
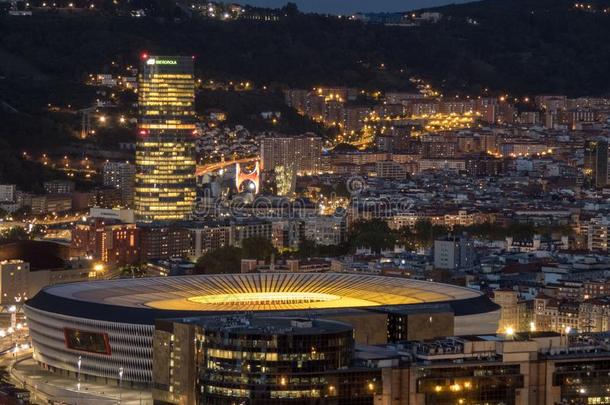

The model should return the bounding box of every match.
[76,356,124,405]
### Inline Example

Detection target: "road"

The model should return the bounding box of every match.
[7,354,153,405]
[196,156,259,176]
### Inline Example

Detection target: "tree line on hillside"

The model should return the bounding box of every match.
[196,89,335,137]
[2,0,609,96]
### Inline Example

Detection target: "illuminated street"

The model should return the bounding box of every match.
[9,356,152,405]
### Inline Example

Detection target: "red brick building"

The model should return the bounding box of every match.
[72,219,140,266]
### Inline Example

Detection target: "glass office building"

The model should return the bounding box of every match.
[153,317,379,405]
[135,54,196,221]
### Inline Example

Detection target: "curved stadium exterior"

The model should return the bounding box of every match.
[24,273,499,385]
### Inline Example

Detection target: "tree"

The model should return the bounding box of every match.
[414,218,432,239]
[348,219,397,254]
[11,206,31,220]
[396,226,419,251]
[195,246,243,275]
[2,3,610,97]
[119,264,147,278]
[29,224,46,239]
[411,219,450,247]
[0,226,29,242]
[241,237,276,261]
[297,238,317,259]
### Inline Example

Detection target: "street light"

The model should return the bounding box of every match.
[9,304,17,349]
[563,326,572,349]
[118,367,124,404]
[77,356,82,405]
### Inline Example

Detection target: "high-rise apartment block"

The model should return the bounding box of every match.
[260,135,323,174]
[584,138,609,189]
[72,219,140,266]
[103,161,136,206]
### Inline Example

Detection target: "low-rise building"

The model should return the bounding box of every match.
[303,215,346,246]
[375,160,408,179]
[188,221,232,258]
[30,194,72,215]
[0,260,28,305]
[434,235,475,271]
[43,180,75,195]
[231,219,273,247]
[0,185,16,203]
[139,224,191,261]
[0,259,102,304]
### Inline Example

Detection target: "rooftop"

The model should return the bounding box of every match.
[26,272,496,324]
[178,316,353,335]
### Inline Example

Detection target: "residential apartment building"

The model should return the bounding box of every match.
[260,135,323,174]
[102,161,136,206]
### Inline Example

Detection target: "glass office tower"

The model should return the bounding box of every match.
[135,54,197,221]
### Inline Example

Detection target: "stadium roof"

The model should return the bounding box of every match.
[26,273,497,324]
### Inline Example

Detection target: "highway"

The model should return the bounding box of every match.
[196,156,259,176]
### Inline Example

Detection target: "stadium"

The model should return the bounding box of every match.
[24,273,500,386]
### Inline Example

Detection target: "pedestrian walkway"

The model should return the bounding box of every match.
[10,356,152,405]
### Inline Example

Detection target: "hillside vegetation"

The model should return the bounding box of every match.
[0,0,609,96]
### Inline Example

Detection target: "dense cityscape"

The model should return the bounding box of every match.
[0,0,610,404]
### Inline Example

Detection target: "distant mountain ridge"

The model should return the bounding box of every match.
[0,0,609,97]
[238,0,475,14]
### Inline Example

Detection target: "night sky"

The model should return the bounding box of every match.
[238,0,473,14]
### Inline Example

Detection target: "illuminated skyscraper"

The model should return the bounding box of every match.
[135,54,196,221]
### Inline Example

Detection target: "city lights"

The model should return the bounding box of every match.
[4,2,610,404]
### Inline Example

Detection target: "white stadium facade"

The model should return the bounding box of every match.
[24,273,500,386]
